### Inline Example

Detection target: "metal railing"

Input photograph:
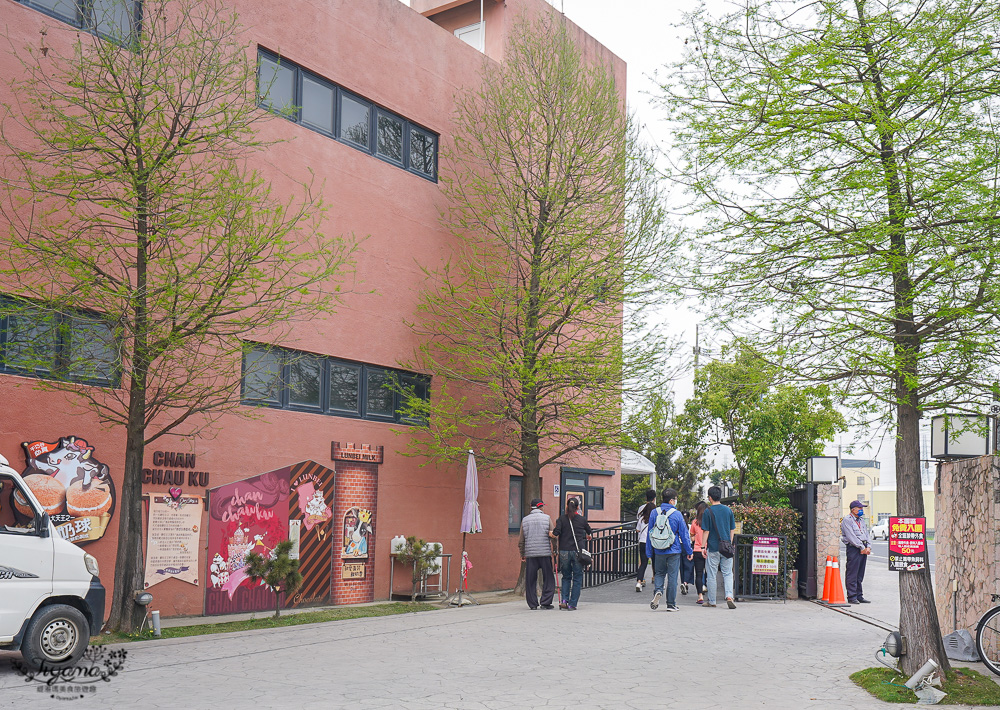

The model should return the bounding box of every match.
[583,521,638,588]
[733,533,788,602]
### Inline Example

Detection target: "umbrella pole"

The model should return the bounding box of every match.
[448,532,479,607]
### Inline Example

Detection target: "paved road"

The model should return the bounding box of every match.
[0,580,901,710]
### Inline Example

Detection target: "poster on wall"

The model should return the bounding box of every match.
[205,468,290,615]
[12,436,115,545]
[888,516,928,571]
[342,507,373,559]
[144,493,202,588]
[287,461,336,607]
[751,536,780,576]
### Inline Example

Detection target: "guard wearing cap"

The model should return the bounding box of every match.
[518,498,556,609]
[841,500,873,604]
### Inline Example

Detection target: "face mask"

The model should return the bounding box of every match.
[856,510,864,518]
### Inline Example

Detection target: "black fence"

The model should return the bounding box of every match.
[583,521,638,588]
[733,533,788,602]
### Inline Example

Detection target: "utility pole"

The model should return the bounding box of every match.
[694,323,701,371]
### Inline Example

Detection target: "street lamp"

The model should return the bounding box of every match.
[806,456,839,483]
[930,414,991,459]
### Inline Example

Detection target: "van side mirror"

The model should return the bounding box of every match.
[35,512,50,538]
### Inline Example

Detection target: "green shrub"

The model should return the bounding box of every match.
[731,503,801,542]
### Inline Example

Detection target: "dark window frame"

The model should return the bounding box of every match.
[16,0,142,43]
[256,48,438,182]
[0,297,118,388]
[241,343,429,425]
[508,476,523,533]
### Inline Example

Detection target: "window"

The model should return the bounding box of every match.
[0,298,116,387]
[256,49,438,181]
[241,343,429,424]
[586,487,604,511]
[857,476,865,486]
[508,477,523,532]
[454,22,484,52]
[17,0,139,41]
[857,493,866,501]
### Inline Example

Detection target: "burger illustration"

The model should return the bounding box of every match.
[65,479,114,517]
[13,474,66,517]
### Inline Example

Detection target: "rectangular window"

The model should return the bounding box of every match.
[508,477,523,532]
[329,362,361,414]
[301,74,335,134]
[376,112,404,164]
[586,488,604,511]
[857,476,865,486]
[0,298,116,386]
[454,22,484,52]
[256,48,438,181]
[241,343,428,424]
[18,0,139,41]
[339,93,371,149]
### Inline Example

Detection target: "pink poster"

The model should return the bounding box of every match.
[205,467,290,615]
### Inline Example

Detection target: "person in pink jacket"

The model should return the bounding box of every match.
[689,501,709,604]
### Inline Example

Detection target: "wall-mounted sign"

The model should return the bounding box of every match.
[553,484,560,496]
[331,442,384,464]
[888,516,928,572]
[288,519,301,560]
[751,536,780,576]
[288,461,337,608]
[142,450,211,488]
[342,562,365,580]
[13,436,115,545]
[144,494,202,588]
[342,507,373,559]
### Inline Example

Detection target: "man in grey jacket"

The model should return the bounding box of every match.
[518,498,555,609]
[841,500,872,604]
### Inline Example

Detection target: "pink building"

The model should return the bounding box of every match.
[0,0,624,618]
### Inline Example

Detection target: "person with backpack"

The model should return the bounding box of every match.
[645,488,693,611]
[635,489,657,592]
[551,498,593,610]
[701,485,737,609]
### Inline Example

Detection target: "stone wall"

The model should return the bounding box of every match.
[816,482,843,599]
[936,455,1000,633]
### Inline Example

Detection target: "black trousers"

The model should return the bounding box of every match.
[692,551,707,591]
[636,543,649,582]
[525,556,556,608]
[845,545,867,601]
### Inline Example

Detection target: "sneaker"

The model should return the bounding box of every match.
[559,601,569,610]
[636,581,642,593]
[726,598,737,609]
[666,604,679,612]
[704,602,717,607]
[567,605,577,611]
[650,591,661,610]
[681,583,688,595]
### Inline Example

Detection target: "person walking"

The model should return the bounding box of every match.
[841,500,873,604]
[689,501,708,604]
[552,498,593,610]
[518,498,556,610]
[646,488,693,612]
[635,489,657,592]
[679,509,694,596]
[702,485,737,609]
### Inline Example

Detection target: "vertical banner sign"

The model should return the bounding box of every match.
[751,536,780,575]
[888,516,928,571]
[144,494,202,588]
[287,461,337,607]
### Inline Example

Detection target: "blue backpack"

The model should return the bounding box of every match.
[649,507,679,550]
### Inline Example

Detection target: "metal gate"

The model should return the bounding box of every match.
[733,534,788,602]
[790,483,818,598]
[583,521,637,588]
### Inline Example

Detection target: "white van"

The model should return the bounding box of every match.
[0,454,105,669]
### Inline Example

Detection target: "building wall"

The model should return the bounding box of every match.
[868,488,936,530]
[0,0,625,618]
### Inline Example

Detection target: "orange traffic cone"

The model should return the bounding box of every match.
[820,556,833,602]
[825,556,851,607]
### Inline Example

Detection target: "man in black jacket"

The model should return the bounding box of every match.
[551,498,593,610]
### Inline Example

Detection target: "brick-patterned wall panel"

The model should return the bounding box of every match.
[816,482,843,599]
[936,456,999,633]
[332,461,378,605]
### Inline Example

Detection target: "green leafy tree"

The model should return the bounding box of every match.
[395,537,442,603]
[400,11,674,516]
[622,392,708,516]
[244,540,303,619]
[658,0,1000,672]
[679,343,845,504]
[0,0,355,632]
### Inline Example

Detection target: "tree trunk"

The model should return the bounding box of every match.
[896,387,950,675]
[274,587,281,619]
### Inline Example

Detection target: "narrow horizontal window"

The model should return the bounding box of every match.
[17,0,139,42]
[301,74,335,134]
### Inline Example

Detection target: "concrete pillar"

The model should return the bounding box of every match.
[816,482,843,599]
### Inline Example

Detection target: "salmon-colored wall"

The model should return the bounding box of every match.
[0,0,625,619]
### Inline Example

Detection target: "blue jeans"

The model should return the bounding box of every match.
[558,551,583,607]
[706,550,734,604]
[652,552,681,606]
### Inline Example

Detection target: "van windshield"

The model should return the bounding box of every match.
[0,474,38,534]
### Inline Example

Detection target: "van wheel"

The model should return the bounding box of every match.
[20,604,89,670]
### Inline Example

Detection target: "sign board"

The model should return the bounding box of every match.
[288,519,301,560]
[751,536,780,576]
[331,442,384,464]
[888,516,928,571]
[553,484,560,497]
[342,562,365,580]
[144,494,202,588]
